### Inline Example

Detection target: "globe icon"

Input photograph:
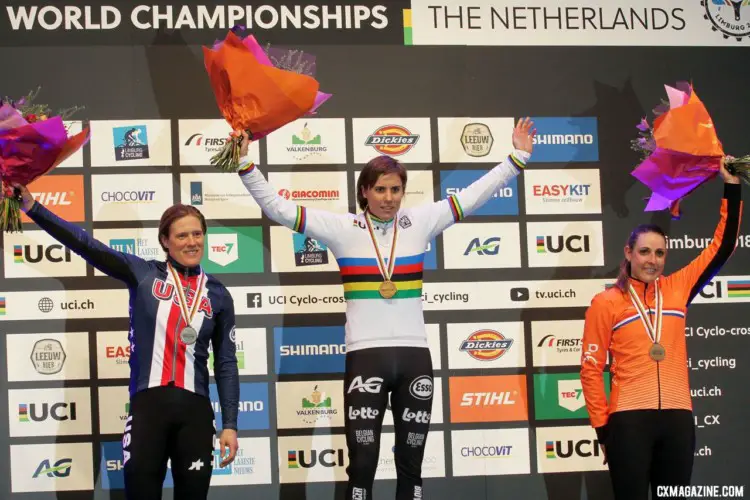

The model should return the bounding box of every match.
[38,297,54,313]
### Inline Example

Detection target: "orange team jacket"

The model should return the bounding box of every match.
[580,183,742,441]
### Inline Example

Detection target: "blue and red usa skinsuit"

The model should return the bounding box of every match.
[25,201,239,430]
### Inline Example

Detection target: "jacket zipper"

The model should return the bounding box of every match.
[644,282,662,409]
[170,267,191,384]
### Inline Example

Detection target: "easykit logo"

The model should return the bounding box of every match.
[524,169,602,215]
[702,0,750,42]
[365,124,420,156]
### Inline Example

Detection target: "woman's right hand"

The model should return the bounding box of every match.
[12,183,35,213]
[238,130,251,158]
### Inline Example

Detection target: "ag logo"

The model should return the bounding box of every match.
[208,233,238,267]
[464,237,500,256]
[365,125,419,156]
[461,123,493,157]
[459,329,513,361]
[702,0,750,42]
[409,375,433,400]
[347,376,384,394]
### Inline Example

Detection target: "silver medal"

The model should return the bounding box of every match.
[180,326,198,345]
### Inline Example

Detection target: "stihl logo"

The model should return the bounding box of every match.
[33,191,73,206]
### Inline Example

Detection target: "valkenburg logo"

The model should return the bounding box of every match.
[702,0,750,42]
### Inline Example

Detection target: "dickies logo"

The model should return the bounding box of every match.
[365,125,419,156]
[459,330,513,361]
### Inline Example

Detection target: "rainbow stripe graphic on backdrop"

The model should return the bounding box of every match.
[13,245,23,263]
[287,451,298,468]
[727,280,750,297]
[545,441,556,458]
[403,9,413,45]
[536,236,546,253]
[0,296,6,316]
[18,404,29,422]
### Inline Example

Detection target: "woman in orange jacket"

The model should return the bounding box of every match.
[580,160,742,499]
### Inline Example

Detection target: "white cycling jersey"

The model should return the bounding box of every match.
[237,149,529,351]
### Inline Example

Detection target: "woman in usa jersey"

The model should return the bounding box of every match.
[236,118,535,500]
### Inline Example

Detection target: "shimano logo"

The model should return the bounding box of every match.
[534,134,594,145]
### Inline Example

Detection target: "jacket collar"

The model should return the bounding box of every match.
[166,254,202,276]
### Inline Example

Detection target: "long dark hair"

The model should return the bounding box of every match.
[614,224,668,291]
[356,156,407,211]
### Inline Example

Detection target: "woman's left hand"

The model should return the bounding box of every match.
[512,117,536,154]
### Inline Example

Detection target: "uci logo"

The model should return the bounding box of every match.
[698,279,723,299]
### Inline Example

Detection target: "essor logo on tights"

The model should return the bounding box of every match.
[409,376,433,400]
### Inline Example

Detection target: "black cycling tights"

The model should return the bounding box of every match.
[122,385,216,500]
[344,346,434,500]
[605,409,695,500]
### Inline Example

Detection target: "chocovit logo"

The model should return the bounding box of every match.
[365,125,419,156]
[702,0,750,42]
[459,330,513,361]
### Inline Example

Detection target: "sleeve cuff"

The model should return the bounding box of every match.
[724,182,741,200]
[222,423,237,432]
[594,424,609,444]
[509,149,530,170]
[238,156,255,176]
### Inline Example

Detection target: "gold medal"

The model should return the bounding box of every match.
[649,342,666,362]
[379,280,397,299]
[364,210,399,300]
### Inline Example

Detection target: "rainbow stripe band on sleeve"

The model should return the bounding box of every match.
[448,195,464,222]
[238,162,256,176]
[509,153,526,170]
[293,206,307,233]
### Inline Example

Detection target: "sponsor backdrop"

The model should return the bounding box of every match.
[0,0,748,499]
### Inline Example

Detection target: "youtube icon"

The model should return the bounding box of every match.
[510,287,530,302]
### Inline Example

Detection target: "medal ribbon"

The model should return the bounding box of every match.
[168,262,206,329]
[363,210,399,281]
[627,278,663,345]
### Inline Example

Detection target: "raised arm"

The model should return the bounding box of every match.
[409,118,534,241]
[236,158,348,247]
[671,168,742,306]
[17,184,147,285]
[580,293,615,443]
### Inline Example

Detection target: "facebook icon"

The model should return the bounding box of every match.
[247,293,262,308]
